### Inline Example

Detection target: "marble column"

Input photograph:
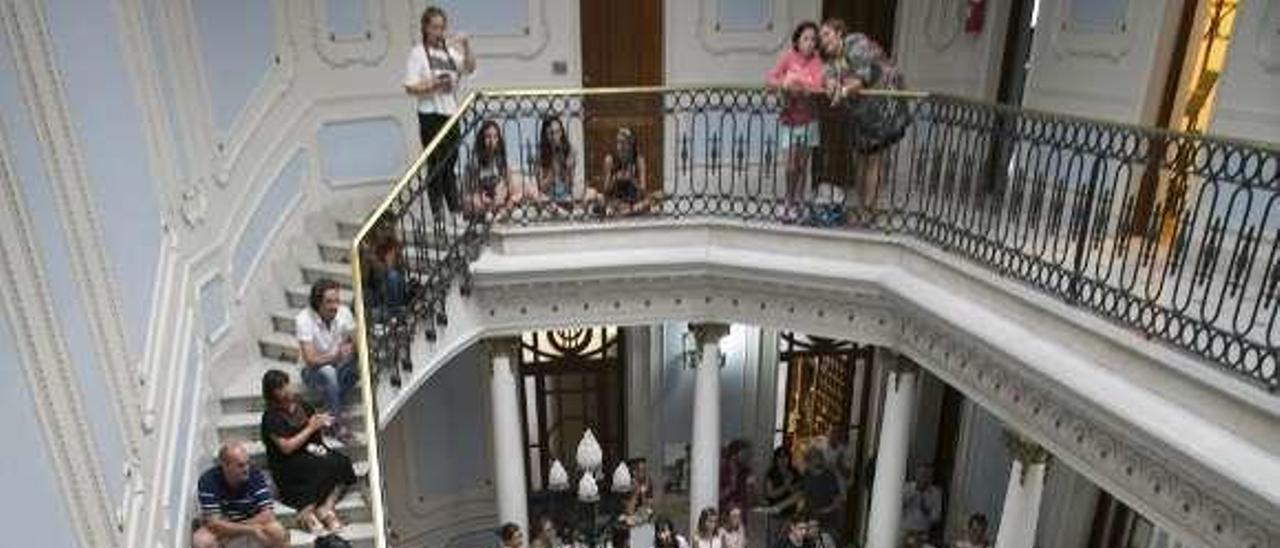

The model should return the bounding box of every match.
[689,322,730,531]
[487,337,528,537]
[994,433,1051,548]
[866,349,918,548]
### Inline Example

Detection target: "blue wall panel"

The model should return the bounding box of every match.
[717,0,772,31]
[192,0,274,132]
[436,0,530,36]
[319,117,405,185]
[326,0,368,38]
[233,149,306,289]
[0,24,126,503]
[0,314,82,548]
[44,0,163,360]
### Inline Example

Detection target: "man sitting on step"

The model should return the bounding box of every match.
[193,441,288,548]
[296,278,360,442]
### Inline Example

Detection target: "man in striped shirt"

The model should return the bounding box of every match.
[193,441,288,548]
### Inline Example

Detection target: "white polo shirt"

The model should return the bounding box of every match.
[295,306,355,357]
[404,43,468,115]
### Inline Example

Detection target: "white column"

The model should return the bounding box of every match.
[487,337,528,538]
[866,349,917,548]
[994,435,1050,548]
[689,322,730,531]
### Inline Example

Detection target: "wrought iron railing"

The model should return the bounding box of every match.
[350,85,1278,546]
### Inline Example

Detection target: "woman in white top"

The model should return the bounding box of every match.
[403,6,476,221]
[692,507,722,548]
[719,507,746,548]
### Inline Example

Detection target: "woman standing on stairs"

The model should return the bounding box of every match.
[403,6,476,225]
[260,369,358,535]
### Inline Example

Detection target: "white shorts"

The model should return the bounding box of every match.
[779,121,819,149]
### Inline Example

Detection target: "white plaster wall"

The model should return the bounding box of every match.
[893,0,1015,99]
[1208,0,1280,144]
[665,0,821,85]
[1022,0,1184,123]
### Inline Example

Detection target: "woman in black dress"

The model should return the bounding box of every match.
[260,369,357,534]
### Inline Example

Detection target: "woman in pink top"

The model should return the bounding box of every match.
[766,21,825,220]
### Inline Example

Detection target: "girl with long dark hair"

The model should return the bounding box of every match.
[603,126,653,215]
[258,370,357,535]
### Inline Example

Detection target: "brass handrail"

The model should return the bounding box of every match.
[348,90,479,548]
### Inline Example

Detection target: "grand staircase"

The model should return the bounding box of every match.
[214,216,378,547]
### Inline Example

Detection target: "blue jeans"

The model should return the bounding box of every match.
[301,356,359,419]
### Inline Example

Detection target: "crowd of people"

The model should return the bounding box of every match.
[193,278,363,547]
[400,6,906,226]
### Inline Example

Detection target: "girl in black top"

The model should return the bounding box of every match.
[467,120,514,214]
[259,369,357,534]
[603,126,651,215]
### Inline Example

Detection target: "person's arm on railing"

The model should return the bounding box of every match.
[765,51,791,90]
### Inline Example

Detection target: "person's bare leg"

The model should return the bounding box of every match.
[859,153,883,222]
[319,485,347,531]
[297,504,322,534]
[192,526,219,548]
[260,519,289,548]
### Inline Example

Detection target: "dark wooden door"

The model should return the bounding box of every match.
[579,0,663,195]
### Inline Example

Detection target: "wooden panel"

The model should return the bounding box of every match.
[580,0,663,193]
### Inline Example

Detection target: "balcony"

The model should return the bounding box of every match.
[348,87,1280,548]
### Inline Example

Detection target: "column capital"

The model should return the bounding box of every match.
[1004,430,1052,470]
[689,322,731,346]
[484,336,522,361]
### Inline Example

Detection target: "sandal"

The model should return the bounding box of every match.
[298,511,324,535]
[319,509,344,532]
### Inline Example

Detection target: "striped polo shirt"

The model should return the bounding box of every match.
[197,466,273,522]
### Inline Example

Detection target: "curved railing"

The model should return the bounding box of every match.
[349,86,1279,547]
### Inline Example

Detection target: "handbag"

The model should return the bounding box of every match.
[314,533,353,548]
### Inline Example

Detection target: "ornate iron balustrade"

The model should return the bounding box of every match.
[349,86,1278,547]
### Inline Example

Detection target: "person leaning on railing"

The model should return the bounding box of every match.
[403,6,476,226]
[818,18,906,219]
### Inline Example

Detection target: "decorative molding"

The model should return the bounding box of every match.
[482,335,521,361]
[0,0,143,461]
[311,0,391,69]
[695,0,794,55]
[1049,0,1140,61]
[712,0,774,32]
[407,0,551,60]
[0,71,119,548]
[689,321,731,346]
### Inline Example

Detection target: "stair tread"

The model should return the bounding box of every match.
[217,408,365,431]
[303,261,352,277]
[287,284,354,302]
[275,491,366,518]
[288,520,375,547]
[260,330,300,350]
